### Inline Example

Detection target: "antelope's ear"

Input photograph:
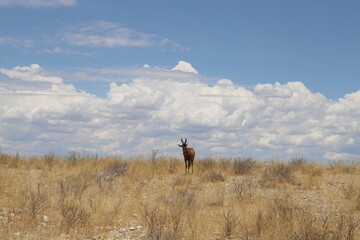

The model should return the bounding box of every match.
[178,144,182,147]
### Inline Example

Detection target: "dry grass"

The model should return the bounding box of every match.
[0,152,359,239]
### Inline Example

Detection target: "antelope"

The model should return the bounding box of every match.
[178,138,195,173]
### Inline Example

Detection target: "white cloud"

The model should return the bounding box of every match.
[0,0,76,7]
[40,47,95,57]
[56,21,190,51]
[171,61,198,74]
[0,36,34,47]
[1,62,360,161]
[61,21,160,47]
[0,64,64,85]
[63,62,205,83]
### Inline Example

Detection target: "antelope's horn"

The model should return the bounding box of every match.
[181,138,184,144]
[185,138,188,144]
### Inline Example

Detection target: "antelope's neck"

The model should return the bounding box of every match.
[182,147,188,157]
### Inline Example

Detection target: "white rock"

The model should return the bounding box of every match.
[130,226,137,231]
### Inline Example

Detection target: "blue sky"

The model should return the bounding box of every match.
[1,0,360,99]
[1,0,360,160]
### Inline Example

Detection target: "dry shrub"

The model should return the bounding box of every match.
[9,152,20,168]
[329,161,358,174]
[141,186,198,240]
[295,163,324,189]
[233,157,256,175]
[222,209,239,239]
[96,160,128,189]
[260,161,295,187]
[168,157,179,174]
[67,151,81,166]
[58,173,92,200]
[210,188,225,207]
[44,152,56,170]
[174,187,197,209]
[150,149,160,172]
[341,183,359,200]
[293,209,359,240]
[141,204,167,240]
[57,174,92,232]
[59,201,90,232]
[218,157,232,171]
[19,183,48,219]
[356,195,360,211]
[233,179,257,201]
[171,175,192,189]
[199,158,216,171]
[253,196,360,240]
[0,152,10,165]
[207,171,225,182]
[271,197,297,225]
[28,155,45,169]
[289,157,308,170]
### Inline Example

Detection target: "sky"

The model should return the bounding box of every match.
[0,0,360,161]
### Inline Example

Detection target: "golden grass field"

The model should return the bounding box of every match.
[0,152,359,240]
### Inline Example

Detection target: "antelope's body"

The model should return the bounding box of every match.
[178,138,195,173]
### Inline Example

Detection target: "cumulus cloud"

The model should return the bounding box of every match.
[0,0,76,7]
[1,62,360,161]
[171,61,198,74]
[64,61,206,83]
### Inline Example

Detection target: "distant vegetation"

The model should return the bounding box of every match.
[0,152,359,239]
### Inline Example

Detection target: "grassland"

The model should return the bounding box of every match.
[0,152,359,240]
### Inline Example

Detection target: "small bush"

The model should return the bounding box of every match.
[199,158,216,171]
[233,157,255,175]
[20,184,48,219]
[233,179,257,201]
[356,195,360,211]
[329,161,358,174]
[293,210,359,240]
[222,209,239,239]
[58,174,91,200]
[150,149,160,171]
[59,201,90,232]
[219,158,232,171]
[67,151,81,165]
[341,183,358,199]
[260,161,295,187]
[96,160,128,188]
[44,152,55,170]
[141,204,166,240]
[9,152,20,168]
[168,157,178,174]
[208,171,225,182]
[0,152,10,164]
[289,157,308,170]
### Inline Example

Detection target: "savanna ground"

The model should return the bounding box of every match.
[0,151,360,240]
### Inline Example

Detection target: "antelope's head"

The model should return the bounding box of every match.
[178,138,188,149]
